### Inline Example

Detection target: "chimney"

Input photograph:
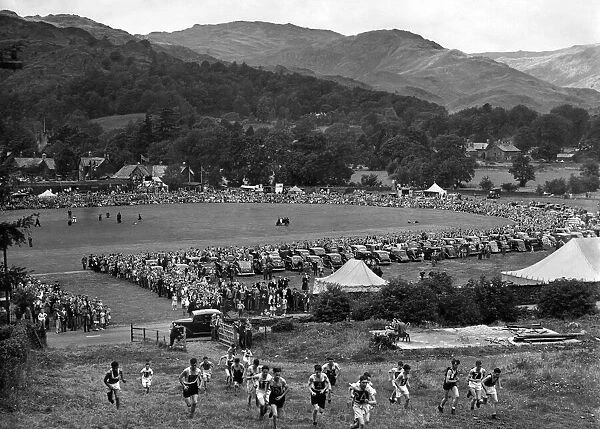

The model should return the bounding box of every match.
[42,153,46,159]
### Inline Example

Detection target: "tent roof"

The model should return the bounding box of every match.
[38,189,57,198]
[502,238,600,284]
[288,185,304,193]
[313,259,386,294]
[424,182,446,194]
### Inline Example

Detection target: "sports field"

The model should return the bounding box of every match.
[7,203,510,274]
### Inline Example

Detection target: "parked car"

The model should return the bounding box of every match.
[371,250,391,265]
[350,244,370,260]
[442,245,458,259]
[235,259,254,276]
[285,255,305,271]
[294,248,311,261]
[306,255,324,271]
[268,254,286,271]
[172,309,222,338]
[309,247,326,257]
[323,252,343,269]
[389,247,411,262]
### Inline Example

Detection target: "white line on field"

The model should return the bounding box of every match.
[31,271,86,276]
[86,335,101,338]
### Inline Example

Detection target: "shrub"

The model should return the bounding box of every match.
[479,176,494,191]
[544,178,568,195]
[439,288,482,326]
[538,280,598,319]
[501,182,518,192]
[312,285,351,322]
[0,322,34,394]
[369,332,398,351]
[471,276,519,323]
[271,318,295,332]
[369,279,440,324]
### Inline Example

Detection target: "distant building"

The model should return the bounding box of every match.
[465,140,489,159]
[112,164,151,182]
[485,141,521,162]
[13,153,56,179]
[556,147,577,162]
[78,156,114,180]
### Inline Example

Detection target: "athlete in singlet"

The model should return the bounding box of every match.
[218,350,236,387]
[482,368,502,419]
[439,358,460,415]
[179,358,201,418]
[245,358,262,408]
[268,368,289,429]
[468,360,487,414]
[308,364,331,426]
[254,365,273,419]
[322,357,341,404]
[199,356,214,392]
[140,361,153,394]
[388,360,404,403]
[393,364,411,409]
[231,357,245,396]
[348,375,376,429]
[103,361,127,409]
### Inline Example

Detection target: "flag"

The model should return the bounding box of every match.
[140,154,149,163]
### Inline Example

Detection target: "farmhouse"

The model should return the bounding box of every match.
[78,156,114,180]
[465,140,488,159]
[12,153,56,180]
[485,141,521,162]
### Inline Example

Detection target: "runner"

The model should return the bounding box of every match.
[308,364,331,426]
[468,360,487,415]
[179,358,201,419]
[254,365,273,419]
[348,375,377,429]
[481,368,502,419]
[245,358,262,409]
[322,357,341,403]
[231,357,245,396]
[103,361,127,409]
[268,368,289,429]
[140,361,153,394]
[242,349,254,367]
[218,348,236,388]
[438,359,460,415]
[387,360,404,403]
[392,364,411,409]
[199,356,214,392]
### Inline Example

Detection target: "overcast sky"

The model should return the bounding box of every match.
[2,0,599,53]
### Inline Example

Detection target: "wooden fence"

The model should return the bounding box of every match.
[217,322,238,347]
[130,324,165,345]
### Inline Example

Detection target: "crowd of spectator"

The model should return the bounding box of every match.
[13,277,111,333]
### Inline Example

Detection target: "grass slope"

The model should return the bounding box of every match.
[3,318,599,429]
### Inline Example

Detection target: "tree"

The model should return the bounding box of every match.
[0,214,37,323]
[479,176,494,191]
[509,153,535,187]
[538,280,597,319]
[360,173,383,187]
[312,285,351,322]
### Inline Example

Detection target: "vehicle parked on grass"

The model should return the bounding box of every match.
[268,253,286,271]
[285,254,305,271]
[294,248,311,261]
[389,247,411,262]
[309,247,326,257]
[442,245,458,258]
[323,253,343,269]
[172,309,222,338]
[306,255,324,271]
[350,244,370,260]
[234,259,254,276]
[371,250,391,265]
[509,238,527,252]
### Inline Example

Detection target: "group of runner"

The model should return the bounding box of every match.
[103,352,503,427]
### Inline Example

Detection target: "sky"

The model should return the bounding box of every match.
[1,0,599,53]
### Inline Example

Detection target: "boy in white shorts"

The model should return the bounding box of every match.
[482,368,502,419]
[348,375,376,429]
[104,361,127,409]
[393,364,411,409]
[140,361,153,394]
[468,360,486,413]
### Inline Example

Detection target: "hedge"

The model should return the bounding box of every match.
[0,321,45,394]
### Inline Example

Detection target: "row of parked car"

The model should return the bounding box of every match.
[146,227,599,278]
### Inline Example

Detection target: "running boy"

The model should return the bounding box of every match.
[438,358,460,415]
[393,364,411,409]
[268,368,289,429]
[308,364,331,426]
[468,360,487,412]
[348,375,377,429]
[218,348,236,387]
[179,358,201,418]
[245,358,262,408]
[104,361,127,409]
[199,356,214,392]
[388,360,404,403]
[482,368,502,419]
[231,357,245,396]
[254,365,273,419]
[322,357,341,403]
[140,361,153,394]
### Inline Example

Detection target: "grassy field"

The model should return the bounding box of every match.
[91,113,146,132]
[2,318,599,429]
[7,203,509,274]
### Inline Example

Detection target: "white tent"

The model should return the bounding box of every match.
[502,237,600,284]
[38,189,57,198]
[423,182,447,196]
[288,185,304,194]
[313,259,387,294]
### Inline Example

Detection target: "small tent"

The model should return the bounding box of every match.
[288,185,304,194]
[38,189,57,198]
[502,237,600,284]
[423,182,447,197]
[313,259,387,294]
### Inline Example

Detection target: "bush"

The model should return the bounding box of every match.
[312,285,352,322]
[479,176,494,191]
[471,276,519,323]
[538,280,598,319]
[369,279,440,324]
[271,318,295,332]
[501,182,518,192]
[369,332,398,351]
[0,322,34,394]
[439,288,482,326]
[544,178,568,195]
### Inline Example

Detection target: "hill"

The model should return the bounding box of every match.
[477,44,600,91]
[144,22,600,112]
